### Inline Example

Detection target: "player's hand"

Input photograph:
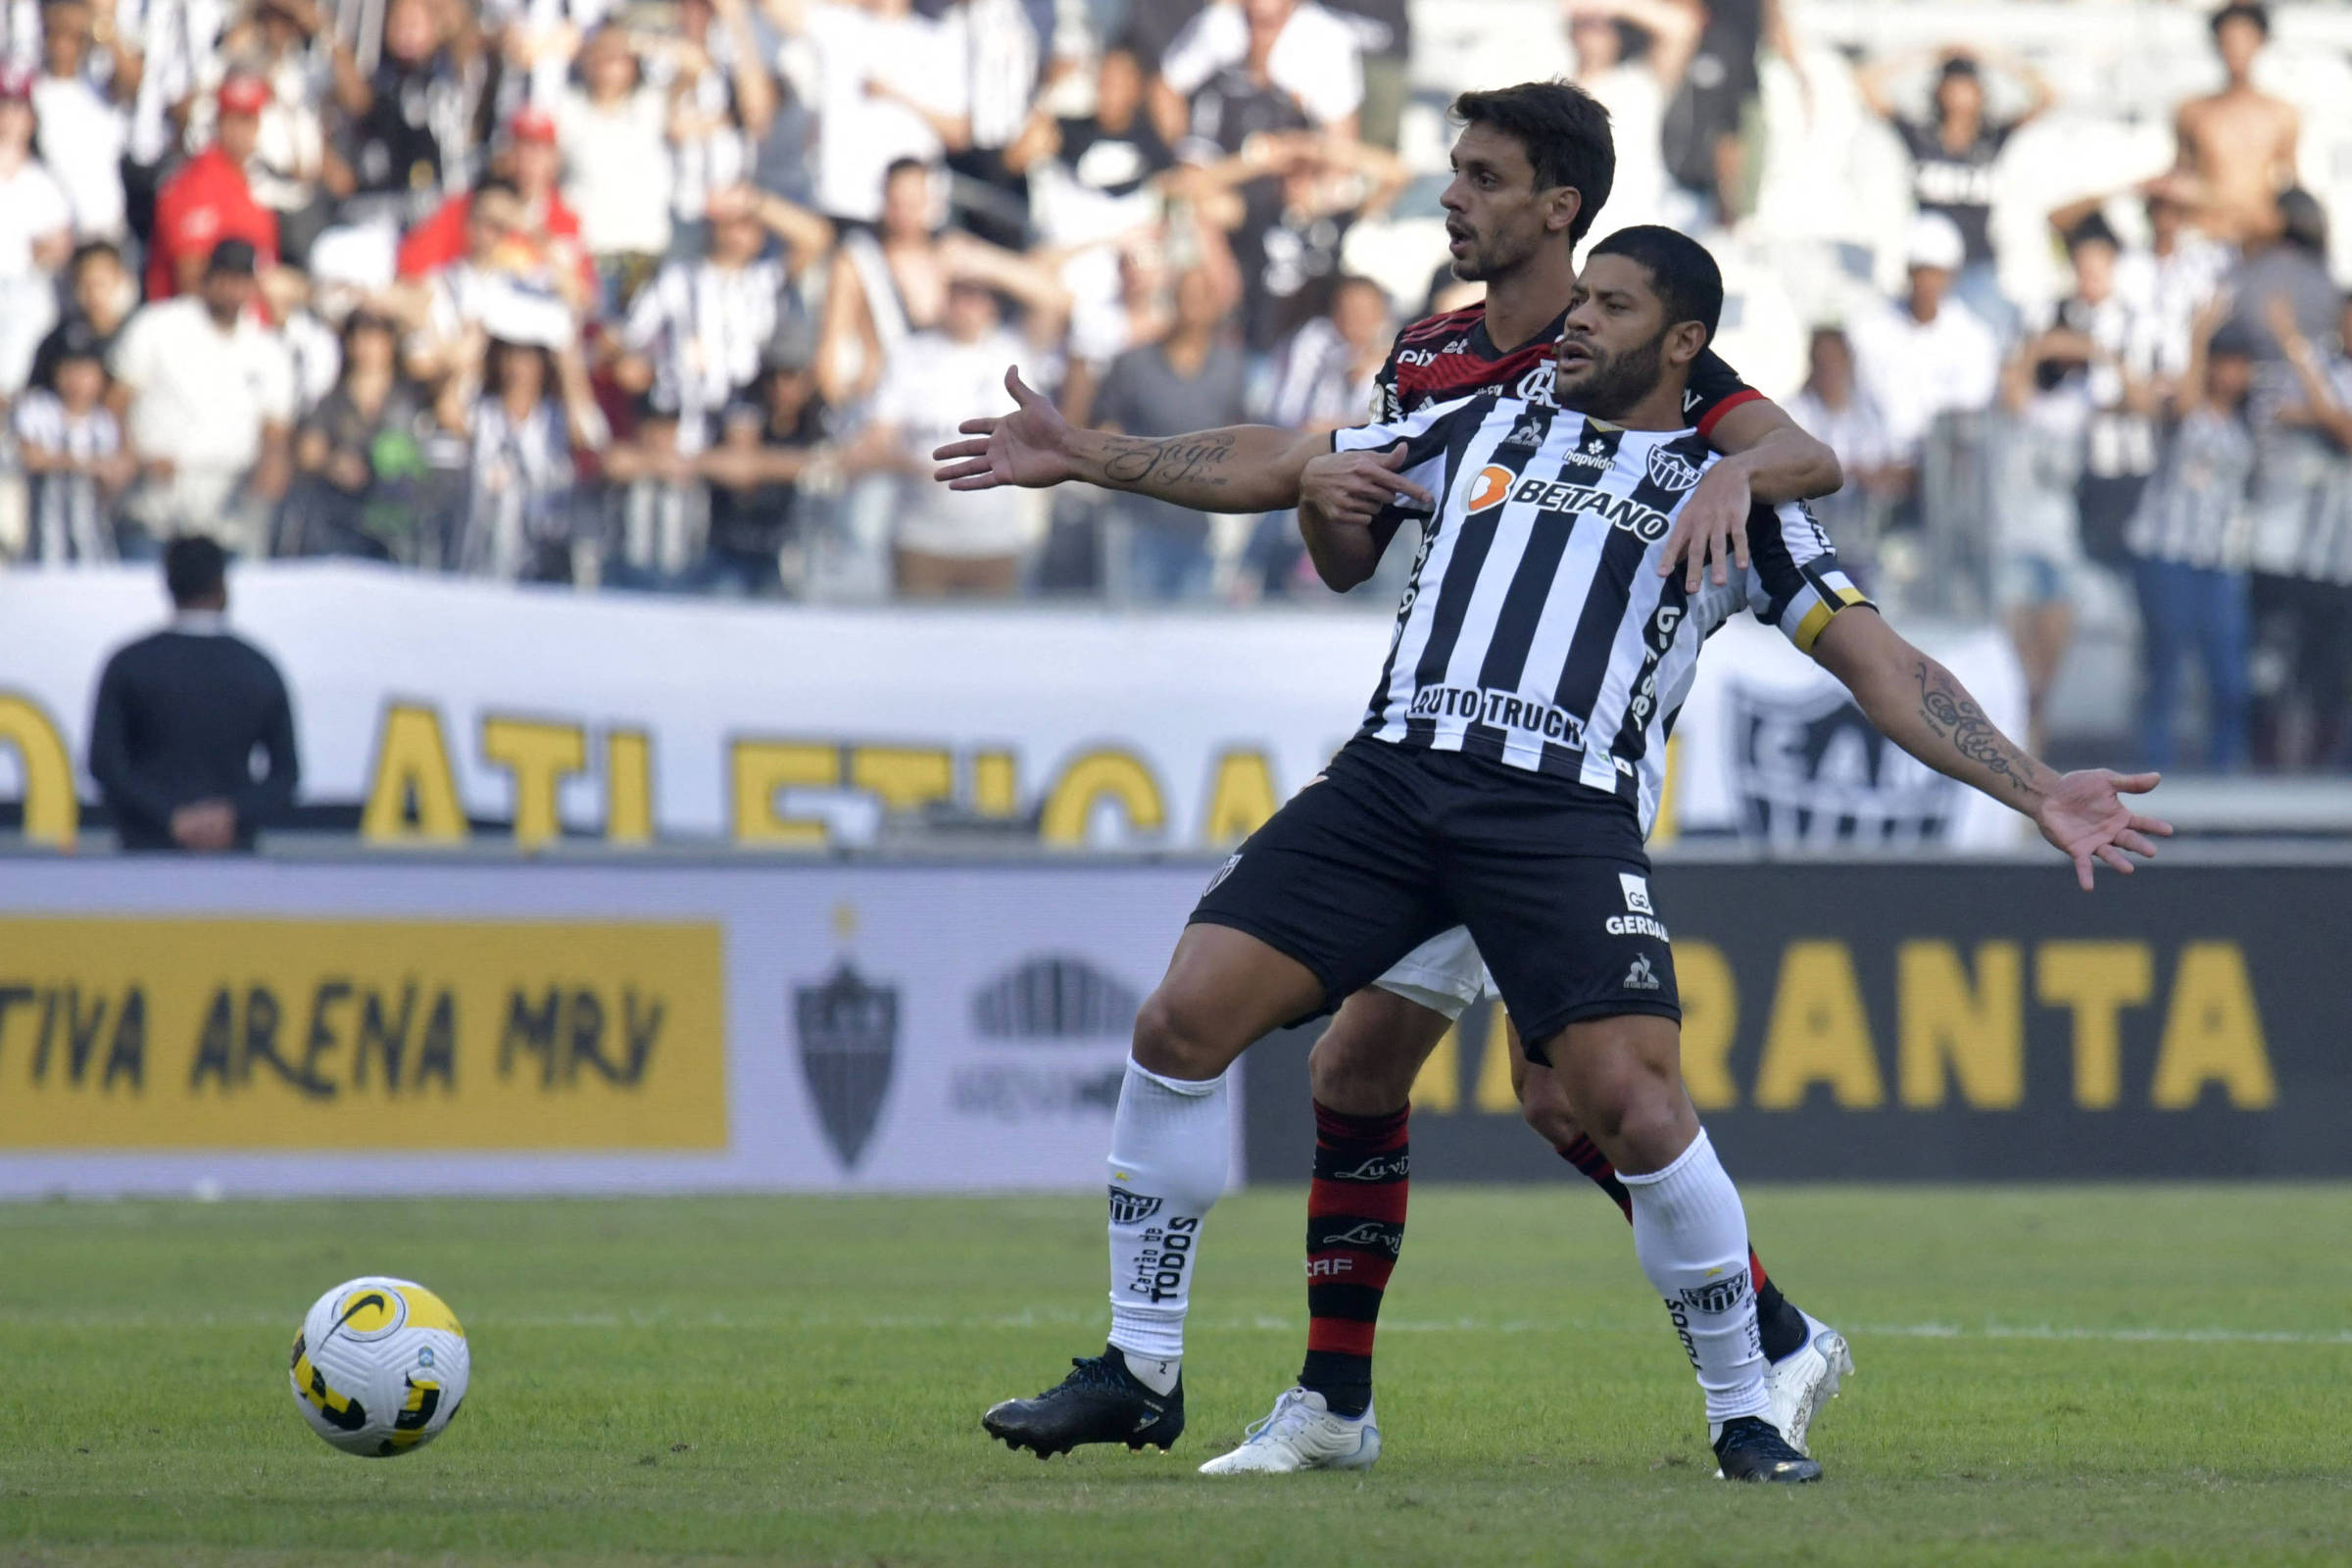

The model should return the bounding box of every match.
[931,368,1078,491]
[2031,770,2173,891]
[1298,443,1434,527]
[1658,457,1750,591]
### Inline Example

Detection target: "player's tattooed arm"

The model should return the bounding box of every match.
[1097,433,1241,489]
[1912,660,2042,798]
[1811,607,2172,890]
[1075,425,1326,512]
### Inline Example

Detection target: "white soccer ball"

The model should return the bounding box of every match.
[287,1276,471,1457]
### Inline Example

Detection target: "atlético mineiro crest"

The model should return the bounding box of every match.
[794,962,899,1169]
[1646,445,1702,493]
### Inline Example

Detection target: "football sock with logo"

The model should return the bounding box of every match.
[1297,1101,1409,1419]
[1557,1135,1806,1362]
[1104,1057,1231,1390]
[1619,1129,1771,1425]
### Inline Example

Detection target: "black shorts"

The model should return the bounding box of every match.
[1190,736,1681,1051]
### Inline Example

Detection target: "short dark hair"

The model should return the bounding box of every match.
[70,237,122,276]
[1449,79,1616,245]
[2065,213,2122,255]
[1586,225,1725,345]
[884,157,929,188]
[2212,2,2269,38]
[164,535,227,607]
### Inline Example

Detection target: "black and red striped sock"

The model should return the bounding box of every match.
[1558,1135,1806,1361]
[1297,1102,1408,1419]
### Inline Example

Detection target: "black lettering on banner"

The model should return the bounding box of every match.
[105,988,145,1091]
[299,981,353,1101]
[0,984,33,1068]
[241,986,326,1099]
[191,987,235,1089]
[501,988,562,1085]
[356,983,416,1091]
[622,989,662,1084]
[416,991,458,1091]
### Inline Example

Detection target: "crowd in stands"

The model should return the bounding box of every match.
[0,0,2348,769]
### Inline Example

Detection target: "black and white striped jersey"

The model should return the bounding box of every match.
[1337,390,1871,833]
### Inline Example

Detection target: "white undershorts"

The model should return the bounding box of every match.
[1370,925,1494,1021]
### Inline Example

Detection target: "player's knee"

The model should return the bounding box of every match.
[1518,1070,1583,1148]
[1307,1025,1417,1109]
[1131,986,1236,1082]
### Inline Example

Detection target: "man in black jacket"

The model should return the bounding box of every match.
[87,537,300,852]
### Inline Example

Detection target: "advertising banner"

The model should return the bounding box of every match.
[0,564,2024,855]
[1245,860,2349,1182]
[0,857,1217,1197]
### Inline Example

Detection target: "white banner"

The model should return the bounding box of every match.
[0,857,1224,1198]
[0,563,2025,852]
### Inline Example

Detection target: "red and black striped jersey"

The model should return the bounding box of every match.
[1366,303,1763,439]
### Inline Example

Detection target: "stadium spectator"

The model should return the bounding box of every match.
[457,336,607,581]
[1990,332,2091,758]
[1180,127,1406,353]
[1245,271,1389,595]
[29,0,129,241]
[11,320,129,561]
[694,325,833,597]
[1091,262,1249,600]
[1787,325,1900,573]
[657,0,777,235]
[555,24,681,303]
[146,73,279,301]
[112,238,295,557]
[1659,0,1791,223]
[1320,0,1408,151]
[1062,238,1171,428]
[397,108,594,296]
[28,239,134,398]
[86,534,300,852]
[0,63,70,399]
[1005,44,1175,253]
[854,276,1049,597]
[483,0,607,111]
[1564,0,1702,235]
[1856,44,2051,342]
[1847,214,2000,472]
[2173,2,2298,248]
[283,310,434,562]
[781,0,972,226]
[330,0,483,228]
[2127,299,2253,772]
[2251,294,2352,769]
[1152,0,1364,157]
[614,181,832,455]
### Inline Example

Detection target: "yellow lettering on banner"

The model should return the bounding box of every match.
[361,706,467,843]
[2151,943,2277,1109]
[480,717,587,850]
[730,740,836,847]
[1474,1005,1519,1113]
[1898,942,2023,1108]
[1040,751,1165,845]
[1755,942,1885,1108]
[1200,752,1279,846]
[971,752,1018,816]
[0,694,77,847]
[0,917,725,1149]
[850,748,955,814]
[606,731,654,846]
[1676,941,1738,1109]
[2034,942,2152,1110]
[1410,1022,1459,1112]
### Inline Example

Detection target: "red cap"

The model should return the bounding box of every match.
[0,65,34,103]
[507,106,558,145]
[218,74,272,116]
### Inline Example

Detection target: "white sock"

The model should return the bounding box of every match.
[1104,1057,1230,1386]
[1620,1129,1770,1426]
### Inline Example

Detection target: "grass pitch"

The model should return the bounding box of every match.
[1,1185,2348,1567]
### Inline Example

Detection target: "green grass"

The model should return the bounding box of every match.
[2,1186,2349,1567]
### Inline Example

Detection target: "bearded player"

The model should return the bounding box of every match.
[937,82,1854,1467]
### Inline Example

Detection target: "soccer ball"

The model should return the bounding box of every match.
[287,1276,471,1457]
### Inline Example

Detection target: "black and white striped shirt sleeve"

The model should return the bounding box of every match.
[1742,500,1873,655]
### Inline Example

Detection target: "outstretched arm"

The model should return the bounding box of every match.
[1811,607,2171,888]
[933,368,1401,514]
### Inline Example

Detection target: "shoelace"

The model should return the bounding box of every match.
[1716,1418,1797,1462]
[1041,1355,1129,1397]
[1239,1389,1318,1447]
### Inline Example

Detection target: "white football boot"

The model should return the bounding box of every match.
[1764,1311,1854,1456]
[1197,1387,1381,1474]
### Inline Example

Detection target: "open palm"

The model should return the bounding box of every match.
[2033,769,2173,891]
[931,368,1076,491]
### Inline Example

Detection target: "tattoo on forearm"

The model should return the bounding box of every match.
[1915,661,2038,796]
[1100,434,1237,490]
